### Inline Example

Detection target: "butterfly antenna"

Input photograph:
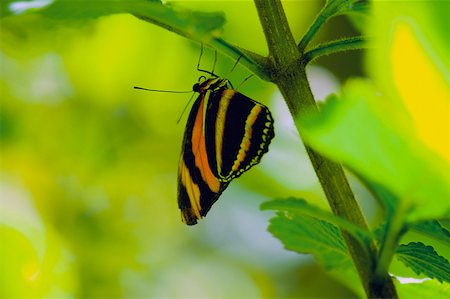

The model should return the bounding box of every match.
[223,54,243,80]
[235,74,254,90]
[176,92,197,124]
[197,43,203,70]
[211,50,217,74]
[134,86,192,93]
[197,43,215,77]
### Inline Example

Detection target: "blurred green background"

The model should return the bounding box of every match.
[0,0,411,298]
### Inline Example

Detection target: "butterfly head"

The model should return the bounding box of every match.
[193,76,230,94]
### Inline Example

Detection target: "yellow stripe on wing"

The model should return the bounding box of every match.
[231,105,262,172]
[215,90,234,174]
[180,158,202,220]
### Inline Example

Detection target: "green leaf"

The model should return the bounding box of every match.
[395,242,450,283]
[409,220,450,247]
[266,212,352,270]
[346,0,369,14]
[299,79,450,222]
[396,279,450,299]
[27,0,225,41]
[440,220,450,233]
[335,0,369,16]
[344,1,370,33]
[365,182,399,218]
[303,36,368,64]
[3,1,271,81]
[261,198,371,243]
[324,0,369,18]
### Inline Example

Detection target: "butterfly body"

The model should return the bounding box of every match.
[178,76,274,225]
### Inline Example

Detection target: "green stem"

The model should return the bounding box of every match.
[298,0,362,53]
[375,204,408,280]
[209,38,272,81]
[253,0,298,68]
[303,36,369,64]
[298,0,341,52]
[254,0,398,298]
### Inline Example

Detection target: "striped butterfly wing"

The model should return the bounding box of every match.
[204,89,274,182]
[178,91,229,225]
[178,81,274,225]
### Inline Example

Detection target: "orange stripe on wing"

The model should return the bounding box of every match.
[191,97,221,193]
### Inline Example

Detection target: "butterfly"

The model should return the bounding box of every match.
[178,69,275,225]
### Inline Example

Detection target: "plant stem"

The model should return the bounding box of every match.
[298,0,363,53]
[303,36,369,64]
[254,0,398,297]
[210,38,272,81]
[298,0,340,52]
[375,203,408,280]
